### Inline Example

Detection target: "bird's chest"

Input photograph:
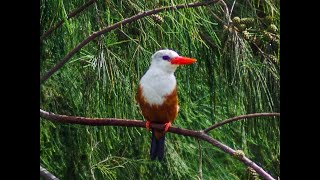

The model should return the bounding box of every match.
[139,73,177,105]
[137,85,179,123]
[137,73,179,123]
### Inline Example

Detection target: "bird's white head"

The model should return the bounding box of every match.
[150,49,197,74]
[139,49,197,105]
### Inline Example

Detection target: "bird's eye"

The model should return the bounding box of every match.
[162,55,170,60]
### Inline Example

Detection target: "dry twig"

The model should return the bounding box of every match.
[204,113,280,133]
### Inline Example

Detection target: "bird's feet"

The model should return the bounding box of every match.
[146,120,151,131]
[146,121,171,132]
[164,122,172,132]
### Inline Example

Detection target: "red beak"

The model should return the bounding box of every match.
[170,56,197,65]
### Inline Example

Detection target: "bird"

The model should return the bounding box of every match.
[136,49,197,160]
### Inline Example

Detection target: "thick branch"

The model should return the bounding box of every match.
[40,0,220,84]
[204,113,280,133]
[40,0,96,42]
[40,108,277,180]
[40,165,59,180]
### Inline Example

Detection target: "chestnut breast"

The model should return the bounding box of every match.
[137,85,179,124]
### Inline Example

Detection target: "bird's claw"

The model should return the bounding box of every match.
[164,122,171,132]
[146,121,151,131]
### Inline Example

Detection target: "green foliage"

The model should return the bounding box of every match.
[40,0,280,179]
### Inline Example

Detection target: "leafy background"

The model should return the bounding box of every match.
[40,0,280,179]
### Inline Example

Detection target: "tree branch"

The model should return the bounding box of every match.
[40,0,220,84]
[40,0,96,43]
[40,108,277,180]
[204,113,280,133]
[40,165,59,180]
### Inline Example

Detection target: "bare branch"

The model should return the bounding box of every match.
[40,0,96,42]
[199,133,275,180]
[40,165,59,180]
[40,108,277,180]
[204,113,280,133]
[40,0,220,84]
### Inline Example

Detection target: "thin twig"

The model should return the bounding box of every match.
[229,0,236,20]
[218,0,231,24]
[40,0,220,84]
[40,108,277,180]
[208,8,227,25]
[199,31,220,50]
[198,139,203,180]
[250,40,278,63]
[199,133,275,180]
[40,0,96,42]
[40,165,60,180]
[204,113,280,133]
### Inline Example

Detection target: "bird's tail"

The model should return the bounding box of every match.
[150,129,165,160]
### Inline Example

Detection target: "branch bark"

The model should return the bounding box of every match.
[40,165,59,180]
[40,108,277,180]
[204,113,280,133]
[40,0,220,84]
[40,0,96,43]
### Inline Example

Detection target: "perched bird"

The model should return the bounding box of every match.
[136,49,197,160]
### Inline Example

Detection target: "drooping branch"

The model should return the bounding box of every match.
[40,0,97,43]
[40,108,277,180]
[204,113,280,133]
[40,0,220,84]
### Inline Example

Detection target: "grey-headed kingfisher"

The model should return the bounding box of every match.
[136,49,197,160]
